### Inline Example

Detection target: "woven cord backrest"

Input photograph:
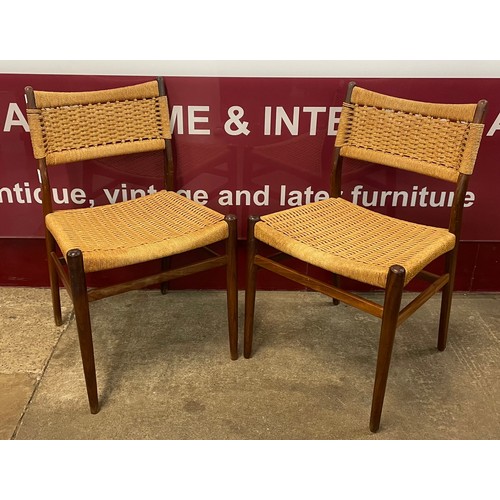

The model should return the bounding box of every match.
[335,87,485,182]
[26,80,171,166]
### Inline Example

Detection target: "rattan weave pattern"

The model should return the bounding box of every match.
[26,79,170,166]
[45,191,228,273]
[256,197,456,288]
[335,88,484,183]
[33,80,162,108]
[45,98,167,150]
[27,95,170,165]
[351,87,477,122]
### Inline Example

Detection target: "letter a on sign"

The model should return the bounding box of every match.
[4,103,29,132]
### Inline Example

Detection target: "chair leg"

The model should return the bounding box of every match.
[244,216,260,359]
[46,231,62,326]
[369,265,405,433]
[332,273,340,306]
[160,257,170,295]
[67,249,99,414]
[225,215,238,360]
[438,251,457,351]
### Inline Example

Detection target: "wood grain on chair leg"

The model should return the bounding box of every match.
[67,249,99,414]
[225,215,239,360]
[46,231,62,326]
[370,265,406,433]
[332,273,340,306]
[160,257,170,295]
[244,216,260,359]
[438,251,457,351]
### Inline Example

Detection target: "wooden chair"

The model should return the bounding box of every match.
[244,82,487,432]
[25,78,238,413]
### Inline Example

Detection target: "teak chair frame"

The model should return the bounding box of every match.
[25,77,238,414]
[244,82,488,432]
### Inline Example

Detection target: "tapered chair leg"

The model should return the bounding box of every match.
[46,231,62,326]
[370,265,405,433]
[244,216,260,359]
[332,273,340,306]
[160,257,170,295]
[225,215,238,360]
[67,249,99,414]
[438,251,457,351]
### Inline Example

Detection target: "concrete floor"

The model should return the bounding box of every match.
[1,286,499,440]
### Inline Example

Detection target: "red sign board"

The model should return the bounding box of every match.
[1,74,499,241]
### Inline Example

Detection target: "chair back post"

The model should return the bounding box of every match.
[37,158,54,217]
[157,76,176,191]
[330,148,343,197]
[330,81,357,198]
[25,86,54,217]
[448,174,470,238]
[448,98,489,238]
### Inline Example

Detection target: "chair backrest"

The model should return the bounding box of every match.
[25,79,171,167]
[335,84,487,183]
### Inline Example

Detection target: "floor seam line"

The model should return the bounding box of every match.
[10,309,75,440]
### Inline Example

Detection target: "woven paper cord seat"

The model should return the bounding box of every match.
[46,191,228,273]
[244,82,488,433]
[255,197,455,288]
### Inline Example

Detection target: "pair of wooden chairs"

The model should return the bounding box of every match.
[25,78,487,432]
